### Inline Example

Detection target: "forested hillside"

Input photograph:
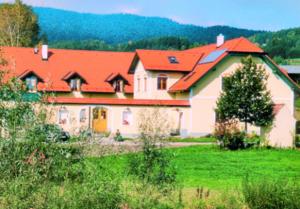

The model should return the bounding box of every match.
[34,7,262,44]
[50,37,200,51]
[251,28,300,61]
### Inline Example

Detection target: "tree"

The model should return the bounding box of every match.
[216,56,274,132]
[0,0,39,47]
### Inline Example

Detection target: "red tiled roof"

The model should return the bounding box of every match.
[2,37,295,96]
[136,49,202,72]
[48,97,190,107]
[169,37,265,92]
[0,47,135,93]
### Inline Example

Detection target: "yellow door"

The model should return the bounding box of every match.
[93,108,107,133]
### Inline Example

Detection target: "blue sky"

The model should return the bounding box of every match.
[1,0,300,31]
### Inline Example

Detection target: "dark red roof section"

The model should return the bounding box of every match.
[48,97,190,107]
[1,47,135,93]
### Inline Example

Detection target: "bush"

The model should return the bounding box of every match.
[0,168,123,209]
[242,179,300,209]
[128,108,176,188]
[214,120,262,150]
[214,120,246,150]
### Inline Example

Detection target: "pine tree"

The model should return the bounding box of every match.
[216,56,274,132]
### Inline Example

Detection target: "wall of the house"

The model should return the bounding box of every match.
[133,61,188,100]
[49,104,190,138]
[262,105,296,147]
[189,56,295,147]
[46,56,296,146]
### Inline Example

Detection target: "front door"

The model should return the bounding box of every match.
[93,108,107,133]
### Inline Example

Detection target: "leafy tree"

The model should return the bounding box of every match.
[50,36,199,52]
[216,56,274,132]
[0,0,39,47]
[252,27,300,59]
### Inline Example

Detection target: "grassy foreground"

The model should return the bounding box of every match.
[87,145,300,191]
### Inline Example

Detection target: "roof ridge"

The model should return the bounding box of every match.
[228,37,244,51]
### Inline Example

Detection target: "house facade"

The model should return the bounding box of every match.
[1,36,299,147]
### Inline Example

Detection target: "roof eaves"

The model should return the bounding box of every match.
[62,71,88,84]
[263,55,300,93]
[18,70,44,82]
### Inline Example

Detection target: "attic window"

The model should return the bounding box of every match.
[62,72,87,92]
[168,56,179,64]
[25,76,38,92]
[70,78,81,91]
[114,79,124,92]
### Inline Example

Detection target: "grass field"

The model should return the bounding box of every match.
[287,58,300,65]
[87,145,300,191]
[167,137,217,143]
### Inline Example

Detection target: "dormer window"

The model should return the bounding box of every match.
[157,74,168,90]
[168,56,179,64]
[62,71,87,92]
[70,78,81,91]
[25,76,37,91]
[18,70,43,92]
[114,79,124,92]
[106,73,128,93]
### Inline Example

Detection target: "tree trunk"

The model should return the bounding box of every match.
[245,121,248,133]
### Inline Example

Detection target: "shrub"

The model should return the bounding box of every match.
[214,120,246,150]
[0,168,123,209]
[242,179,300,209]
[128,108,176,188]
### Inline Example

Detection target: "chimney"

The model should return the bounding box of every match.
[34,46,39,54]
[216,34,225,47]
[42,44,48,60]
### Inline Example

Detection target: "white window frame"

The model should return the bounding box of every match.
[122,109,132,126]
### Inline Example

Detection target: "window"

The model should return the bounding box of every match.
[122,109,132,125]
[25,76,37,91]
[101,110,106,120]
[157,74,168,90]
[70,78,81,91]
[114,79,123,92]
[168,56,179,64]
[137,77,141,92]
[58,107,69,125]
[79,109,87,123]
[144,77,147,92]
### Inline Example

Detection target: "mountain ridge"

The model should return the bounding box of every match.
[33,7,264,44]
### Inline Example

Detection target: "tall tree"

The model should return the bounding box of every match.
[0,0,39,47]
[216,56,274,132]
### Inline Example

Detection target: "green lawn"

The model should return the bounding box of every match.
[86,145,300,191]
[167,137,217,143]
[287,58,300,65]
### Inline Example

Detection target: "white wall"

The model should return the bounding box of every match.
[133,60,187,100]
[189,56,295,145]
